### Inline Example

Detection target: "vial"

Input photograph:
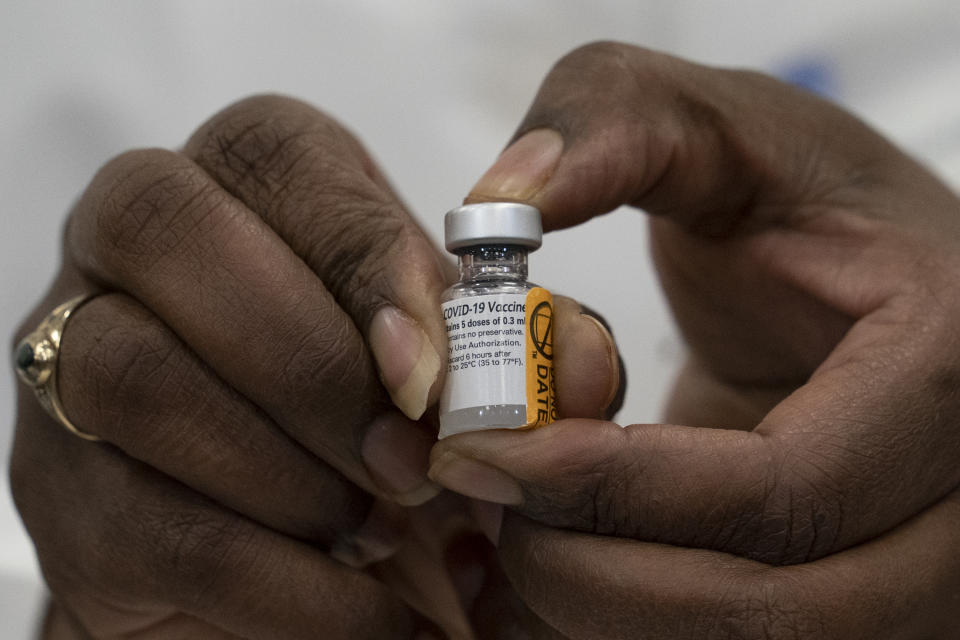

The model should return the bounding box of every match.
[438,202,556,438]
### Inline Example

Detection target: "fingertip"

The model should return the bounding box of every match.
[330,499,409,568]
[553,299,620,419]
[369,305,442,420]
[428,449,524,506]
[467,129,564,204]
[580,313,620,412]
[361,412,441,506]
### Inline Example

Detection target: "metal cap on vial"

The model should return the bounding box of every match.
[444,202,543,252]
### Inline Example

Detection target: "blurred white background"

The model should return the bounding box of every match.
[3,1,960,636]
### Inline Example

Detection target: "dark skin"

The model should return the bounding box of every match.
[432,42,960,637]
[10,97,617,639]
[10,41,960,639]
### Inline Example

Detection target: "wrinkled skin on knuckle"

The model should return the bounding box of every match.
[189,95,421,311]
[188,94,369,204]
[521,462,612,534]
[516,425,647,536]
[528,41,657,137]
[538,40,717,134]
[60,296,193,444]
[268,300,383,420]
[299,196,407,305]
[528,40,767,231]
[151,510,257,610]
[582,457,649,538]
[90,468,253,609]
[77,148,234,279]
[748,444,848,566]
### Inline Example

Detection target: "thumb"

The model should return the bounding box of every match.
[428,419,781,561]
[466,41,919,235]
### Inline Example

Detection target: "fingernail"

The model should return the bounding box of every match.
[428,451,523,506]
[470,499,504,547]
[467,129,564,202]
[369,305,442,420]
[581,313,620,411]
[330,499,407,568]
[362,413,441,506]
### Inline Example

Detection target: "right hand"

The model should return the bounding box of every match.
[9,95,619,639]
[434,42,960,638]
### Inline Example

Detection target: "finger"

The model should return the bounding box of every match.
[182,95,447,420]
[183,95,620,426]
[55,291,399,556]
[552,295,621,420]
[467,41,959,235]
[11,400,416,640]
[459,43,960,561]
[465,41,960,393]
[464,42,960,403]
[497,489,960,640]
[432,273,960,564]
[67,147,437,506]
[430,341,960,567]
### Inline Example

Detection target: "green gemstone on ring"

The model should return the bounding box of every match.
[15,341,34,370]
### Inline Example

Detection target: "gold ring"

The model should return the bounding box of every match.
[14,295,101,441]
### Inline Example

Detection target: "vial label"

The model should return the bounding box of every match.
[439,287,556,434]
[523,287,556,427]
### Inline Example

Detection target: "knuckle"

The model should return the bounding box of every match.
[188,93,362,203]
[755,441,846,565]
[524,423,646,536]
[586,425,669,537]
[59,295,191,443]
[524,465,609,533]
[84,149,231,276]
[95,471,255,606]
[153,509,255,607]
[188,95,427,320]
[189,95,415,297]
[548,40,681,103]
[270,303,381,417]
[554,40,641,76]
[302,200,406,303]
[538,41,649,125]
[587,453,645,537]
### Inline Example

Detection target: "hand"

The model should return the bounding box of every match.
[9,95,621,639]
[431,42,960,638]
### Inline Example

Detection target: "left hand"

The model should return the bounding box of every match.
[9,93,621,640]
[430,42,960,638]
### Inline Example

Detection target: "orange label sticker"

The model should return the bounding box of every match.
[525,287,556,428]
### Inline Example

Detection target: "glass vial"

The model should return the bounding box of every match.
[438,202,556,439]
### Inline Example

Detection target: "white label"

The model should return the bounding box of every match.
[439,293,527,413]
